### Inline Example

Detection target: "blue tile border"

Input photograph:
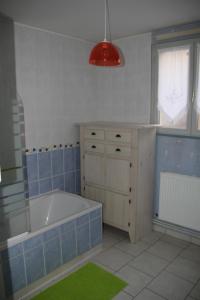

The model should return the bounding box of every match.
[0,206,102,296]
[154,134,200,216]
[24,145,80,199]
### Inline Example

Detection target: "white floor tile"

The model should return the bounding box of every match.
[112,291,133,300]
[115,240,150,257]
[148,271,193,300]
[93,247,132,271]
[117,265,152,297]
[181,244,200,263]
[134,288,166,300]
[147,240,182,261]
[161,234,190,248]
[129,251,168,277]
[142,231,163,245]
[190,280,200,299]
[167,256,200,283]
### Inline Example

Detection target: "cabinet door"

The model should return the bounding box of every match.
[84,153,104,187]
[105,158,130,194]
[104,191,130,231]
[84,185,104,203]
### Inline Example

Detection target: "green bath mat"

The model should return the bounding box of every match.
[32,262,127,300]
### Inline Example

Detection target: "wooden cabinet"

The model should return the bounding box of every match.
[80,122,156,242]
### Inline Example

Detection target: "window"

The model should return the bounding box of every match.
[152,39,200,135]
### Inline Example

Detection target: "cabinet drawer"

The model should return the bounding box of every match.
[85,142,104,154]
[85,128,104,140]
[105,130,131,143]
[106,145,131,157]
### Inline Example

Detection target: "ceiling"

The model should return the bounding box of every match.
[0,0,200,42]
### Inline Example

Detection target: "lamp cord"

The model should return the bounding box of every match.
[104,0,111,41]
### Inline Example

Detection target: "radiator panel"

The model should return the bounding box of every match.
[159,172,200,231]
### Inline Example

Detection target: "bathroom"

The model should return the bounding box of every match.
[0,0,200,299]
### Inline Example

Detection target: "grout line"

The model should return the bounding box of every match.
[101,231,196,300]
[22,243,28,287]
[63,149,66,192]
[145,244,194,299]
[183,277,200,299]
[58,227,63,266]
[50,150,53,191]
[145,287,169,300]
[36,151,40,195]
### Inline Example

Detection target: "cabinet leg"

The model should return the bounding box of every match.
[128,226,136,243]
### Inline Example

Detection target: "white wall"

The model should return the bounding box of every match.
[15,24,98,149]
[95,33,152,123]
[15,24,152,149]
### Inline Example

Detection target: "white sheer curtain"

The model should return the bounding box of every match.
[158,46,190,122]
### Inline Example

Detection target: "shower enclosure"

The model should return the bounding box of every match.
[0,12,29,243]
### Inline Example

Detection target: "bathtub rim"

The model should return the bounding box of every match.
[0,191,102,251]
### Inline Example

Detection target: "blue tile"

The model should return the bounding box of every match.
[1,244,23,261]
[23,234,43,252]
[22,152,27,167]
[90,217,102,247]
[75,147,80,170]
[52,149,63,176]
[75,170,81,195]
[43,227,59,242]
[25,245,45,284]
[38,152,51,179]
[26,153,38,181]
[52,175,64,191]
[64,172,75,193]
[39,178,52,194]
[154,134,200,214]
[90,208,102,221]
[44,237,61,274]
[60,220,75,234]
[2,255,26,296]
[61,229,77,263]
[64,148,75,172]
[76,214,89,227]
[28,181,39,198]
[23,167,28,182]
[77,223,90,255]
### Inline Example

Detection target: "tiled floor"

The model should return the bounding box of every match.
[90,225,200,300]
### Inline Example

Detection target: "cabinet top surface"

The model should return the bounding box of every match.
[79,121,158,129]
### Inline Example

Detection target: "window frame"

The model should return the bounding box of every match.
[151,38,200,137]
[191,40,200,135]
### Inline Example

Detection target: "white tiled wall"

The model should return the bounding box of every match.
[95,33,152,123]
[15,24,152,149]
[14,24,98,149]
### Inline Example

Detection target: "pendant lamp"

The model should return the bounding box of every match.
[89,0,121,67]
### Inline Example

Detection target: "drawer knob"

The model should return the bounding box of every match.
[115,134,121,138]
[115,148,121,152]
[91,132,96,136]
[91,145,96,149]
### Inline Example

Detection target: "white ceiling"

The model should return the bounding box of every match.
[0,0,200,42]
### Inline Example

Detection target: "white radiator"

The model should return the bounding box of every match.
[159,172,200,231]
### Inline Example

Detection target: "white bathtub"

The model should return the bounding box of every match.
[0,191,102,297]
[4,190,102,248]
[29,191,101,232]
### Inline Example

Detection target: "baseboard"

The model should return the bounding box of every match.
[153,218,200,245]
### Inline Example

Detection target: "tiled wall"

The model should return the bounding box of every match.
[25,145,80,198]
[155,134,200,215]
[0,207,102,297]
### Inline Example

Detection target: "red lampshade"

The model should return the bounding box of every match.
[89,41,121,67]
